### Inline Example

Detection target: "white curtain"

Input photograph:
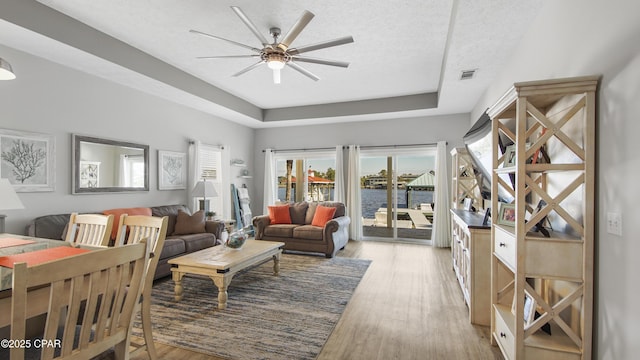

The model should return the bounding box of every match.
[347,145,362,240]
[220,146,231,219]
[188,141,199,212]
[432,141,451,247]
[334,145,345,203]
[263,149,277,213]
[118,154,128,187]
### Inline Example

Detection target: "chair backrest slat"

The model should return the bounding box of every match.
[65,213,114,247]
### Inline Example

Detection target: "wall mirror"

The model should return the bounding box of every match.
[72,134,149,194]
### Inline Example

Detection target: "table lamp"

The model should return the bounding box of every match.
[0,178,24,233]
[192,180,218,213]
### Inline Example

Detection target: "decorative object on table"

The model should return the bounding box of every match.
[192,179,217,213]
[158,150,187,190]
[0,57,16,80]
[205,211,216,221]
[482,207,491,226]
[219,228,229,244]
[226,228,247,249]
[497,202,516,226]
[463,197,473,211]
[1,128,55,192]
[0,178,24,233]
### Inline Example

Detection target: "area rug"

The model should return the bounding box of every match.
[132,253,371,360]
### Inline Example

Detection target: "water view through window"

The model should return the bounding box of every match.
[360,151,435,242]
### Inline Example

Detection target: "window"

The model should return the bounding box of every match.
[273,150,337,203]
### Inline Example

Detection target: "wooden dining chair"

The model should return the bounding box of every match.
[64,213,114,247]
[115,214,168,360]
[8,242,149,360]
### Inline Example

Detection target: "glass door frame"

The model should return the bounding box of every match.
[359,146,435,244]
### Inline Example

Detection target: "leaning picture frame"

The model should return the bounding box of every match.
[511,290,537,326]
[504,144,517,167]
[0,128,55,192]
[497,202,516,226]
[158,150,187,190]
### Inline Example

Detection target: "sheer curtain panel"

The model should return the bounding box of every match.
[431,141,451,247]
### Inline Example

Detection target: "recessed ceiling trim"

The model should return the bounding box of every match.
[2,0,262,121]
[263,93,438,122]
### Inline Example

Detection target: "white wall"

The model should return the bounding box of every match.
[470,1,640,358]
[252,114,470,212]
[0,44,254,234]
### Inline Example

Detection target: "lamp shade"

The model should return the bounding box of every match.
[0,57,16,80]
[0,178,24,211]
[192,180,218,198]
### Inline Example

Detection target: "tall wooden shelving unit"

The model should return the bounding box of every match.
[451,147,483,211]
[488,76,597,360]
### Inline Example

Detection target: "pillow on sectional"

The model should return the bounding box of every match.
[268,204,292,224]
[311,205,337,227]
[173,210,206,235]
[103,207,152,241]
[289,201,309,224]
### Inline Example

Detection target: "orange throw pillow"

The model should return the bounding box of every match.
[268,205,292,224]
[312,205,337,227]
[103,207,152,241]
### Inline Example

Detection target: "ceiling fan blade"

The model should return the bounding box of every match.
[288,36,354,55]
[190,29,262,53]
[197,55,260,59]
[290,56,349,68]
[232,60,265,77]
[277,10,315,51]
[287,62,320,81]
[231,6,270,47]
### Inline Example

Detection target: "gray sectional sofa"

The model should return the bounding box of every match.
[26,204,224,280]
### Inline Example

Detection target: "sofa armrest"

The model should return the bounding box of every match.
[324,216,351,234]
[323,216,351,258]
[205,220,225,241]
[252,215,271,239]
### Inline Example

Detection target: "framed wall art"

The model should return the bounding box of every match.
[0,128,55,192]
[158,150,187,190]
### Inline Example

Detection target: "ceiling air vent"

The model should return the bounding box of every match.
[460,69,477,80]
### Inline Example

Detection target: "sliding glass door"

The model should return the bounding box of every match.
[360,147,435,242]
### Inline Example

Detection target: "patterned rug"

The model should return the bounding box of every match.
[132,253,371,360]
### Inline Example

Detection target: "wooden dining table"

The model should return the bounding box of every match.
[0,233,101,328]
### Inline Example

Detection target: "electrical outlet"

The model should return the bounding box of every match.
[607,212,622,236]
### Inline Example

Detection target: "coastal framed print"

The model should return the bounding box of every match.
[158,150,187,190]
[0,128,55,192]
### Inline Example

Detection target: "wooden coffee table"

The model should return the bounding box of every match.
[168,240,284,309]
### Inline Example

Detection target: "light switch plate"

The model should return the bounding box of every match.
[607,212,622,236]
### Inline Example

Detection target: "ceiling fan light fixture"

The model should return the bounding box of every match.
[272,68,281,84]
[266,53,286,70]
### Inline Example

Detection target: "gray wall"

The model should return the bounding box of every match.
[252,114,470,212]
[0,44,254,234]
[470,1,640,358]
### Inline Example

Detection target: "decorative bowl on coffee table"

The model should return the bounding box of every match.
[226,229,247,249]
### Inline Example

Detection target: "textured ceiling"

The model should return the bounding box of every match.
[0,0,545,127]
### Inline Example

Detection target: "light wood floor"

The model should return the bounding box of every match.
[131,240,503,360]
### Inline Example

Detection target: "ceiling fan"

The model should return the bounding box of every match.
[190,6,354,84]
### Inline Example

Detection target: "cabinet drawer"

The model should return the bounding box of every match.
[494,308,515,360]
[494,226,515,268]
